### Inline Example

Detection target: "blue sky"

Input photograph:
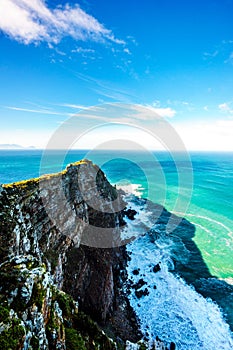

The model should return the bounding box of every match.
[0,0,233,150]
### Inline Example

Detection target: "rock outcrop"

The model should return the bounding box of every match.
[0,160,130,349]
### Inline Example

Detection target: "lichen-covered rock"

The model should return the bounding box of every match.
[0,253,118,349]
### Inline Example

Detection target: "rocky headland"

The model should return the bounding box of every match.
[0,160,169,350]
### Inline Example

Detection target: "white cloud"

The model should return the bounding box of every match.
[0,0,124,45]
[148,106,176,118]
[123,48,131,55]
[218,102,233,114]
[0,0,48,43]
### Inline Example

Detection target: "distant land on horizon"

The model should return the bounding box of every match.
[0,145,233,153]
[0,144,36,150]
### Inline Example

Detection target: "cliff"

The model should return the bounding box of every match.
[0,160,170,350]
[0,160,129,349]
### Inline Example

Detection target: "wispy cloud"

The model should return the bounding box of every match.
[6,106,72,116]
[126,35,138,46]
[203,50,219,59]
[0,0,125,45]
[218,102,233,114]
[6,102,107,117]
[203,40,233,64]
[60,103,89,110]
[71,47,95,54]
[75,72,137,102]
[166,99,195,113]
[166,99,191,107]
[224,52,233,65]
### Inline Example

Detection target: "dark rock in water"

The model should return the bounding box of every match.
[135,288,149,298]
[124,208,137,220]
[170,341,176,350]
[153,263,161,273]
[132,278,147,290]
[132,268,140,275]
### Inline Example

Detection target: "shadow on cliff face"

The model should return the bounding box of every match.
[148,206,233,331]
[63,244,141,343]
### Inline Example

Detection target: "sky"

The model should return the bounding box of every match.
[0,0,233,151]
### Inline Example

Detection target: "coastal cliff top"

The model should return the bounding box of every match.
[2,159,96,189]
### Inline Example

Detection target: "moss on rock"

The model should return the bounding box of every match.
[29,282,46,310]
[65,328,86,350]
[0,317,25,350]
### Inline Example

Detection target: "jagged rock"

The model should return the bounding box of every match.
[132,278,147,290]
[135,288,149,299]
[153,263,161,273]
[124,208,137,220]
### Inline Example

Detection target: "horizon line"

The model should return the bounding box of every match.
[0,148,233,153]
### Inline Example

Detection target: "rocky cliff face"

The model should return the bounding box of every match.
[0,160,129,349]
[0,160,169,350]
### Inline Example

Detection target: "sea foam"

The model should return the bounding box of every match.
[123,193,233,349]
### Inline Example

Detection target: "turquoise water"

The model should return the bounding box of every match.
[0,150,232,280]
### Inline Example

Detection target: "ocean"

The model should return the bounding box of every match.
[0,150,233,349]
